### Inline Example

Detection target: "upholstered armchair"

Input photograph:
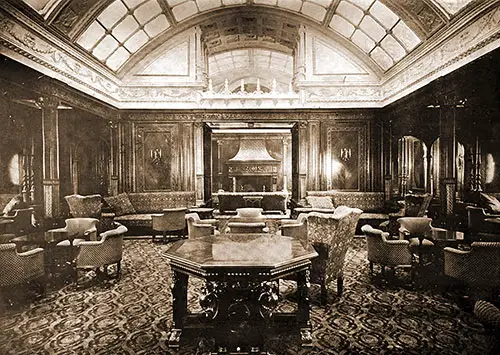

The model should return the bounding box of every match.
[50,218,99,246]
[64,194,103,218]
[380,193,432,234]
[185,212,219,238]
[279,213,308,242]
[474,300,500,351]
[0,243,45,300]
[444,242,500,290]
[151,207,187,242]
[361,224,414,277]
[307,207,362,303]
[73,223,128,284]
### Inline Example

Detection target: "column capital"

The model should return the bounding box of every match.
[36,95,60,109]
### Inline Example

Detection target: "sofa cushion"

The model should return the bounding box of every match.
[306,196,334,209]
[127,192,196,214]
[104,193,136,216]
[479,193,500,213]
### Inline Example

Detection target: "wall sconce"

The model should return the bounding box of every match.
[340,148,352,161]
[150,148,162,165]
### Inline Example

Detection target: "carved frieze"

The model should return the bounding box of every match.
[228,164,279,175]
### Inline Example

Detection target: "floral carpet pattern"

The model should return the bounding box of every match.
[0,238,496,354]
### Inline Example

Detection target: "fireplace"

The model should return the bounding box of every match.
[227,139,281,192]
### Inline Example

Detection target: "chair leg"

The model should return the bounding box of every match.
[152,233,156,243]
[369,261,374,274]
[337,270,344,298]
[117,261,121,279]
[320,281,327,305]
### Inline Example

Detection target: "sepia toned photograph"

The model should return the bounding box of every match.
[0,0,499,354]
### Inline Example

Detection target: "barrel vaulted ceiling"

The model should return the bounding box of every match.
[0,0,499,109]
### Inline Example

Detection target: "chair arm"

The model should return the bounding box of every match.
[385,239,410,246]
[192,222,215,232]
[443,247,471,255]
[484,212,500,218]
[280,219,301,226]
[78,240,104,247]
[399,227,410,239]
[197,219,218,226]
[18,247,44,257]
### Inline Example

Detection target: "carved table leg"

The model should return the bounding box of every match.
[297,268,313,347]
[169,270,188,348]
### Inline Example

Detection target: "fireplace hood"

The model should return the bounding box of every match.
[227,139,280,176]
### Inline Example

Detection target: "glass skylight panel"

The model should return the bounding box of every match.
[93,35,120,60]
[144,14,170,37]
[124,30,149,52]
[349,0,374,10]
[370,1,398,29]
[171,1,198,21]
[167,0,187,6]
[301,2,327,22]
[196,0,222,12]
[359,16,386,42]
[124,0,146,8]
[337,1,364,26]
[106,47,130,70]
[329,14,355,38]
[380,35,405,61]
[77,22,106,50]
[222,0,246,4]
[370,46,392,70]
[392,21,420,50]
[254,0,277,5]
[351,29,375,53]
[134,0,162,24]
[278,0,302,11]
[309,0,332,7]
[112,15,140,43]
[98,1,128,29]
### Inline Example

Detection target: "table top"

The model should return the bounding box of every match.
[165,234,318,275]
[484,217,500,224]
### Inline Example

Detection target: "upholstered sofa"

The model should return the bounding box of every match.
[294,191,397,229]
[104,191,197,231]
[216,191,288,214]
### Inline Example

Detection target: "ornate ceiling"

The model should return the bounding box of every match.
[0,0,498,109]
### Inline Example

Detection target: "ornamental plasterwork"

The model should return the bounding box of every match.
[1,2,500,109]
[381,4,500,105]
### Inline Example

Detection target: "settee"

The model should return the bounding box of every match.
[294,191,399,230]
[103,191,197,231]
[216,191,288,214]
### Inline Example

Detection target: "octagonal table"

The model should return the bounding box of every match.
[164,233,318,353]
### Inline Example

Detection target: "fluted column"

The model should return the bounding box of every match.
[194,122,204,204]
[439,97,458,216]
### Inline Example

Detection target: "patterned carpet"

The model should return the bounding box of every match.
[0,238,497,354]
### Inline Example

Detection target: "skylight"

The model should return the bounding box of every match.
[329,0,421,71]
[76,0,170,71]
[165,0,334,23]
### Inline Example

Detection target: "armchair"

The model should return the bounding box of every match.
[279,213,308,243]
[397,217,435,266]
[307,207,362,303]
[444,242,500,290]
[0,243,45,302]
[51,218,99,246]
[361,224,414,278]
[380,193,432,234]
[185,212,219,238]
[73,223,128,284]
[151,207,187,242]
[64,194,103,218]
